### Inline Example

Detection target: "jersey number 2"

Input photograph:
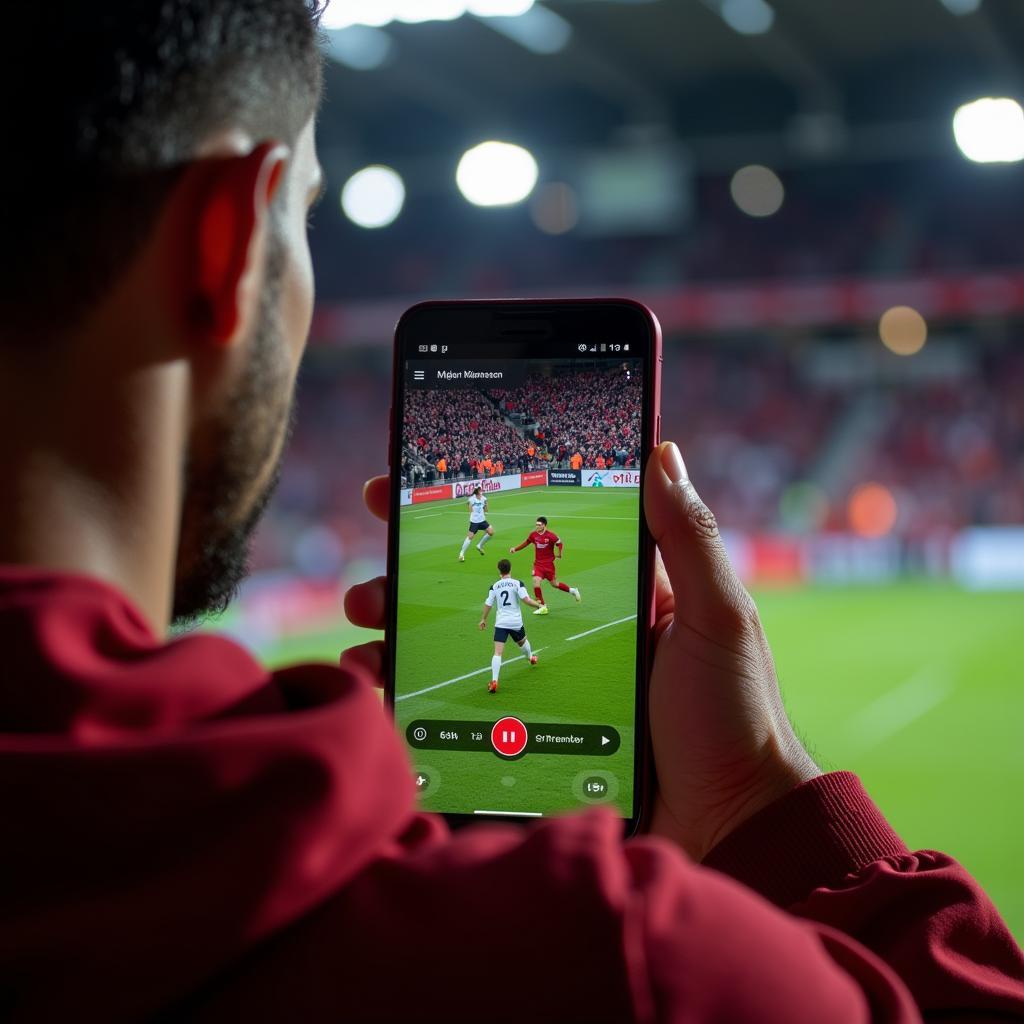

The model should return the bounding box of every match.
[500,591,511,607]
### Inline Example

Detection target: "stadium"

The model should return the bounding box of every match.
[204,0,1024,937]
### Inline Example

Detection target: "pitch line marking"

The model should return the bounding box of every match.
[412,512,444,519]
[565,614,637,642]
[844,667,954,752]
[474,810,542,817]
[395,647,547,702]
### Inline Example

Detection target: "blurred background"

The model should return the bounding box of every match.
[212,0,1024,935]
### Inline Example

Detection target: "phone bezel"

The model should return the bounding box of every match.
[385,298,662,837]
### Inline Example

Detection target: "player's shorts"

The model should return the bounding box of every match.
[494,625,527,644]
[533,562,557,583]
[469,520,490,534]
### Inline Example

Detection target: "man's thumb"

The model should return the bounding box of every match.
[644,442,754,627]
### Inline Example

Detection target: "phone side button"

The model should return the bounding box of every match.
[387,406,393,466]
[655,415,661,445]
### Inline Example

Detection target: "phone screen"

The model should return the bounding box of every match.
[387,301,659,831]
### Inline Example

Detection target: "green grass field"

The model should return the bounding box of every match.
[393,485,642,818]
[254,562,1024,940]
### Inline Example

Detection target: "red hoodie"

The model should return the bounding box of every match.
[0,568,1021,1022]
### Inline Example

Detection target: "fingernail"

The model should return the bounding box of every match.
[660,442,687,483]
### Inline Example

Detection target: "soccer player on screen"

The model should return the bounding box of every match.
[509,516,581,615]
[479,559,542,693]
[458,486,494,561]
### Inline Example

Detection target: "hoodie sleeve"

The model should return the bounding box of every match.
[702,772,1024,1020]
[185,809,923,1023]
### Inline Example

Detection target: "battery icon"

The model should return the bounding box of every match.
[624,344,630,351]
[601,344,607,352]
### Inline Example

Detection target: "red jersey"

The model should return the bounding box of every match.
[0,567,1023,1021]
[517,529,562,565]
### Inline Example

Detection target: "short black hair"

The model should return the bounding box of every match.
[498,558,512,575]
[536,516,548,525]
[2,1,325,337]
[473,486,482,494]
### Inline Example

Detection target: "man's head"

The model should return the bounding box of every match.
[498,559,512,576]
[474,487,482,497]
[536,516,548,534]
[2,2,326,626]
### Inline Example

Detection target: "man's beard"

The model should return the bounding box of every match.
[171,236,295,626]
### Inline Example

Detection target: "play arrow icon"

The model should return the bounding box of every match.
[601,735,610,746]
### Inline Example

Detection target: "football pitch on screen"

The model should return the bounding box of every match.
[394,485,641,819]
[257,556,1024,940]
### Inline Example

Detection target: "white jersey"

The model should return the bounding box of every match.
[468,495,488,523]
[485,576,529,630]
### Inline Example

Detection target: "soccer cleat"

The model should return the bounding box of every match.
[477,546,485,555]
[458,554,465,562]
[571,587,582,603]
[488,680,498,693]
[529,655,538,666]
[533,605,549,615]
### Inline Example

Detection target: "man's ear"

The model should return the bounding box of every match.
[181,142,290,347]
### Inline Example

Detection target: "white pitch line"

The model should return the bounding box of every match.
[396,647,547,702]
[413,513,443,519]
[844,667,954,753]
[565,614,637,642]
[474,810,542,817]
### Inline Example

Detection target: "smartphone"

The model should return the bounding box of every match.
[385,299,661,835]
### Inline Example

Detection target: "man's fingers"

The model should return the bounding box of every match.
[643,441,754,630]
[343,576,387,630]
[363,476,389,523]
[339,640,385,683]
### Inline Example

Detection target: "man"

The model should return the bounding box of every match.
[0,3,1021,1021]
[458,485,494,561]
[478,558,542,693]
[510,516,581,614]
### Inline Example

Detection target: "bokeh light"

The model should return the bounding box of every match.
[848,483,899,538]
[529,182,579,234]
[341,166,406,228]
[720,0,775,35]
[879,305,928,355]
[953,97,1024,163]
[456,141,539,207]
[730,164,785,217]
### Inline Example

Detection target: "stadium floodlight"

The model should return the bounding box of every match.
[938,0,982,14]
[394,0,466,22]
[321,0,397,30]
[719,0,775,35]
[341,166,406,228]
[321,0,539,28]
[456,141,539,206]
[467,0,535,15]
[730,164,784,217]
[953,97,1024,163]
[325,25,394,70]
[479,3,571,53]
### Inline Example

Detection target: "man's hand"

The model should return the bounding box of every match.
[509,547,515,554]
[478,620,487,631]
[643,442,819,860]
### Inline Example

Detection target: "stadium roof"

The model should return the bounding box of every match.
[317,0,1024,173]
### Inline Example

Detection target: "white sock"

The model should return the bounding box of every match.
[460,538,471,556]
[477,533,492,550]
[571,587,579,597]
[520,639,532,659]
[491,655,502,681]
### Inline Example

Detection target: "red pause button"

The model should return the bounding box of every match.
[491,716,528,757]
